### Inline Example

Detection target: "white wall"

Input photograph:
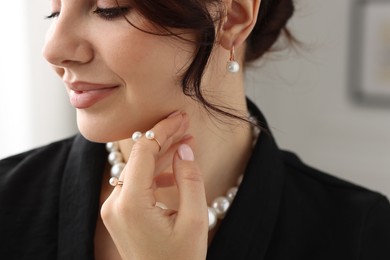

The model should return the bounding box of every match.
[0,1,77,158]
[0,0,389,197]
[0,0,32,157]
[246,0,390,197]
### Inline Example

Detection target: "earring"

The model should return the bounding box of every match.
[227,46,240,73]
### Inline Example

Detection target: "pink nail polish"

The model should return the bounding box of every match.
[167,111,181,118]
[178,144,194,161]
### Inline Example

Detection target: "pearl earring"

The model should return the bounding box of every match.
[227,45,240,73]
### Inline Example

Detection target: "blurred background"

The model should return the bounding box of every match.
[1,0,389,197]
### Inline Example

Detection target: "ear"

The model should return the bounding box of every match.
[219,0,261,50]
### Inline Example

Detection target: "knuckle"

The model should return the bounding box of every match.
[131,140,150,154]
[180,167,203,183]
[101,197,131,219]
[129,142,154,161]
[100,199,113,222]
[130,138,161,157]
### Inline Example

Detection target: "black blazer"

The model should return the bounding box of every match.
[1,101,390,259]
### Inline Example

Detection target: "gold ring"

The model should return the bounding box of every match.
[145,130,162,151]
[151,138,161,151]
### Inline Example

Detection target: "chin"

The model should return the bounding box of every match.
[78,127,114,143]
[75,107,170,143]
[76,119,130,144]
[76,117,156,144]
[74,108,129,143]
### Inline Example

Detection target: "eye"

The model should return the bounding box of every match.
[45,12,60,19]
[93,7,131,20]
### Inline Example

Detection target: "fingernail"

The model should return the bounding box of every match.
[178,144,194,161]
[167,111,181,118]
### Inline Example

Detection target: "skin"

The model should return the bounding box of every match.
[43,0,261,259]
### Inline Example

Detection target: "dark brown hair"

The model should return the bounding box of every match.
[124,0,295,123]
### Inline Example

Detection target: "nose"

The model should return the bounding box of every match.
[43,14,93,67]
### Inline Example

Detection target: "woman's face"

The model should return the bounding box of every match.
[43,0,197,142]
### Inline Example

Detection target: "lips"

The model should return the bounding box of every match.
[66,82,119,109]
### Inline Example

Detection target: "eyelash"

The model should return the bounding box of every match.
[93,7,131,20]
[45,12,59,19]
[45,7,130,20]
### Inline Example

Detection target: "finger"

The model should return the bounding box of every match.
[111,131,189,194]
[154,134,193,178]
[154,173,176,188]
[120,112,189,206]
[173,142,208,232]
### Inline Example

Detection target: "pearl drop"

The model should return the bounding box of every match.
[132,131,143,142]
[212,197,230,219]
[109,177,119,187]
[249,116,257,125]
[208,207,218,230]
[106,142,119,152]
[108,151,123,165]
[226,187,238,202]
[145,130,155,140]
[227,61,240,73]
[111,162,125,178]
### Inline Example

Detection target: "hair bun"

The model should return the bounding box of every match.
[245,0,295,62]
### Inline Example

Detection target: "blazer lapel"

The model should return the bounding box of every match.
[57,135,106,260]
[207,101,285,259]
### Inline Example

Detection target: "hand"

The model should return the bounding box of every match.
[101,112,208,260]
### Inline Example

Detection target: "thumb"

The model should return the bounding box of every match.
[173,143,208,232]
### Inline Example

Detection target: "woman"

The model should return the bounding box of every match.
[1,0,390,259]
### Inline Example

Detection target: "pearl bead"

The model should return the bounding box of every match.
[111,162,125,178]
[208,207,218,230]
[109,177,119,187]
[132,131,143,142]
[108,151,123,165]
[212,197,230,219]
[226,187,238,202]
[227,61,240,73]
[145,130,155,139]
[106,142,119,152]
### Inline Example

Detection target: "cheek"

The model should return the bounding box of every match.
[80,26,195,141]
[102,28,193,87]
[114,31,151,64]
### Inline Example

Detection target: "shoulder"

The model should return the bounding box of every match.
[0,136,76,187]
[280,150,387,204]
[1,136,75,161]
[277,150,390,258]
[0,136,78,256]
[0,136,76,169]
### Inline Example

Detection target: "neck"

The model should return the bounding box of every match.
[186,107,254,205]
[117,93,255,210]
[117,47,254,209]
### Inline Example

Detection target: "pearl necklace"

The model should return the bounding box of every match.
[105,115,260,230]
